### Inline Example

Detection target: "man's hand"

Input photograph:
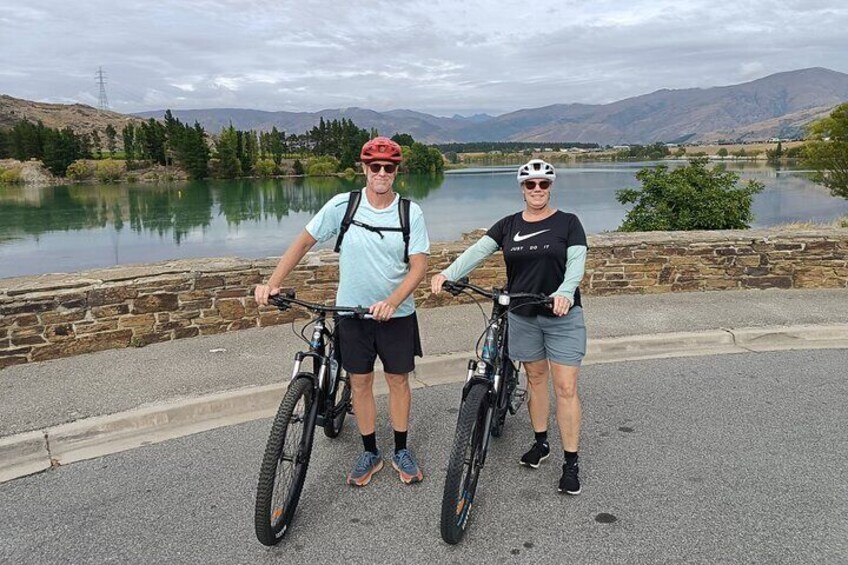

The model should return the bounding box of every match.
[430,273,447,294]
[369,300,397,322]
[254,284,280,306]
[551,295,571,317]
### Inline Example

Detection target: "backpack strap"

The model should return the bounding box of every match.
[334,190,412,263]
[398,197,411,263]
[334,190,362,253]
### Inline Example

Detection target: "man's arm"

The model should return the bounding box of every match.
[254,229,318,305]
[370,253,429,320]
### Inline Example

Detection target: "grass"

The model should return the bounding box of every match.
[770,216,848,230]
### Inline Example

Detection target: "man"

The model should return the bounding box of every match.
[254,136,429,486]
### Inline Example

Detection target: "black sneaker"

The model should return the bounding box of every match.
[519,441,550,469]
[558,459,581,495]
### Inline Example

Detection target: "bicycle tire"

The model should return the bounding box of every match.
[440,382,490,544]
[323,373,351,439]
[254,377,317,545]
[491,356,516,438]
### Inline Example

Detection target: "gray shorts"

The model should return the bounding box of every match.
[507,306,587,367]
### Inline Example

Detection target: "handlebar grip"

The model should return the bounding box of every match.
[443,280,465,297]
[269,288,296,309]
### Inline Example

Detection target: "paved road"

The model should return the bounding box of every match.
[3,288,848,435]
[2,349,847,565]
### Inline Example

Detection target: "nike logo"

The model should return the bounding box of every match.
[513,229,550,242]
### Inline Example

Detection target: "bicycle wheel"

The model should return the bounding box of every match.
[254,377,317,545]
[323,372,351,439]
[491,356,516,438]
[440,382,490,544]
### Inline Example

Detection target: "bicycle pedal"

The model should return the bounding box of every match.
[509,388,527,414]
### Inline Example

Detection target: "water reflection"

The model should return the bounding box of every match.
[1,164,846,278]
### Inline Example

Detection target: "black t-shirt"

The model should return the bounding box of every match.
[486,210,587,317]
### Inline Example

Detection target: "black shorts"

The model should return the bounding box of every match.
[336,312,423,374]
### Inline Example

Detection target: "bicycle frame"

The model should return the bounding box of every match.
[270,293,367,426]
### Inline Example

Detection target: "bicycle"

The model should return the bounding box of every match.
[439,277,552,544]
[254,290,369,546]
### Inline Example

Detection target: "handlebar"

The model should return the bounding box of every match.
[442,277,552,305]
[269,290,371,318]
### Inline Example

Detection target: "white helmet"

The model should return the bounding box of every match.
[517,159,556,183]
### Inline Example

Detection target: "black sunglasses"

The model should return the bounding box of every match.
[523,180,551,190]
[368,163,397,174]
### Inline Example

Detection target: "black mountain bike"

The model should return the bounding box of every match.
[254,291,368,546]
[439,278,552,544]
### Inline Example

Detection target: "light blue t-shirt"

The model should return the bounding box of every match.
[305,190,430,317]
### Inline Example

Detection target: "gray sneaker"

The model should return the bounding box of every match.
[346,450,383,487]
[391,448,423,484]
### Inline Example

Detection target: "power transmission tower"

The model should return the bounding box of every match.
[96,67,110,111]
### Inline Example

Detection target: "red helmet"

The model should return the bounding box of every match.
[360,136,403,163]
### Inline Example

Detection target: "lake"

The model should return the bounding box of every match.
[2,161,847,279]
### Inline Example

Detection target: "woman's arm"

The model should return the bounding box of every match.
[431,235,499,294]
[551,244,588,306]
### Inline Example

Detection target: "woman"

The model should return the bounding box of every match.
[431,158,588,495]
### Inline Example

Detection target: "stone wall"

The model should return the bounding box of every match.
[2,228,847,368]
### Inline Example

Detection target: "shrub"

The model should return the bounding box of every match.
[616,158,764,231]
[0,166,24,184]
[65,160,95,180]
[95,159,124,183]
[306,156,339,176]
[254,158,277,178]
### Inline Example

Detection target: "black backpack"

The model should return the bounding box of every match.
[333,190,412,263]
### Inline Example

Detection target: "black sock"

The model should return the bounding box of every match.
[535,430,548,445]
[394,429,408,453]
[362,433,378,455]
[564,450,578,464]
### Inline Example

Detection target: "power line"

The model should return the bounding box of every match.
[96,67,110,111]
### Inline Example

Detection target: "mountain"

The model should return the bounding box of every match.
[135,68,848,144]
[0,94,138,135]
[492,67,848,144]
[4,68,847,144]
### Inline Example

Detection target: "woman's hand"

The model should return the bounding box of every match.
[430,273,447,294]
[254,284,280,306]
[551,295,571,317]
[369,300,397,322]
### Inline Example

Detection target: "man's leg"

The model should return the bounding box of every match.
[384,371,422,483]
[350,372,377,436]
[384,371,411,434]
[346,371,384,486]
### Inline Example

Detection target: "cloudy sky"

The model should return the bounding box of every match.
[1,1,847,117]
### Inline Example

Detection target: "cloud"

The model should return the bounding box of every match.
[1,0,847,115]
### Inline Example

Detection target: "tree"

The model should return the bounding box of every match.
[717,148,728,158]
[804,102,848,198]
[0,129,8,158]
[122,123,136,166]
[91,130,103,159]
[215,125,242,178]
[403,142,444,174]
[391,133,415,146]
[104,124,117,157]
[616,158,764,231]
[269,127,285,165]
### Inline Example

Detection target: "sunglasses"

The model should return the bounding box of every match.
[368,163,397,174]
[523,180,551,190]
